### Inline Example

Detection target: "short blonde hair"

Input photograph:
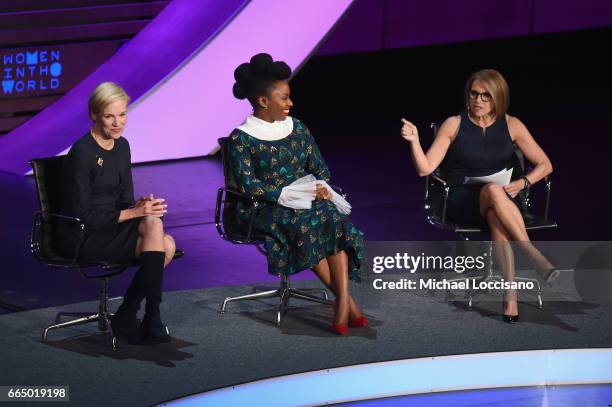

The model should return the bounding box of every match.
[88,82,131,119]
[465,69,510,119]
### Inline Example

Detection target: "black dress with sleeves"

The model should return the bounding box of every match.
[228,118,365,281]
[59,133,141,261]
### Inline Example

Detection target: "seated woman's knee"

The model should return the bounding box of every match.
[481,182,503,194]
[139,216,164,237]
[481,183,506,203]
[164,234,176,259]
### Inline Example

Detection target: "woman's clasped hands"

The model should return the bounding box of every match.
[134,194,167,217]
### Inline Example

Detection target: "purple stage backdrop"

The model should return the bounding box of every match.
[0,0,354,174]
[125,0,354,163]
[0,0,248,175]
[317,0,612,54]
[1,0,610,174]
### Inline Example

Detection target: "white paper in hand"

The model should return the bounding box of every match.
[318,180,352,215]
[277,175,316,209]
[464,168,513,186]
[277,174,352,214]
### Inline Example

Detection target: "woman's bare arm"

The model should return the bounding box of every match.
[503,115,553,197]
[402,116,459,176]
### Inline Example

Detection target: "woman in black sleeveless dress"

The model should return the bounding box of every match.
[444,110,516,226]
[60,82,177,343]
[402,69,558,323]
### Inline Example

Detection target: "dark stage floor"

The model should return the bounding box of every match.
[1,279,610,406]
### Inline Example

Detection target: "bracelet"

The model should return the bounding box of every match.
[522,176,531,190]
[522,176,531,206]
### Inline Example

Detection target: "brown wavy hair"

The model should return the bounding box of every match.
[464,69,510,119]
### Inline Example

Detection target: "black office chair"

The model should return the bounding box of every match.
[30,156,183,350]
[424,123,558,308]
[215,137,332,326]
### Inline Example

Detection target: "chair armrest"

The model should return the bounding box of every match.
[516,160,554,219]
[543,176,552,220]
[215,187,262,243]
[424,172,449,200]
[222,187,260,206]
[30,211,86,267]
[424,173,451,226]
[525,175,552,220]
[41,212,84,224]
[430,174,447,187]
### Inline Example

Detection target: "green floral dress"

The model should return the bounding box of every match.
[228,118,365,281]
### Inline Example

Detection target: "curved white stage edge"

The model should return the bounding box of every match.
[163,348,612,406]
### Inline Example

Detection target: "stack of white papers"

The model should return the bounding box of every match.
[278,174,352,214]
[464,168,513,186]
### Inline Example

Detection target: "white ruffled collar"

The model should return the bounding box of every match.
[237,115,294,141]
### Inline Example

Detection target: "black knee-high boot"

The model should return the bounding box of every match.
[118,269,145,314]
[111,268,145,344]
[139,251,171,344]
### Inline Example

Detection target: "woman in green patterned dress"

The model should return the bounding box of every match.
[228,53,367,334]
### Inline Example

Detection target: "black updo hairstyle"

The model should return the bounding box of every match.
[232,53,292,108]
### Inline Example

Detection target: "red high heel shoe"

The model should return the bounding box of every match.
[349,316,369,328]
[331,323,349,335]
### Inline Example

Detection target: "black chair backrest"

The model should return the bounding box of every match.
[29,155,67,260]
[218,137,239,191]
[217,137,261,241]
[30,155,66,214]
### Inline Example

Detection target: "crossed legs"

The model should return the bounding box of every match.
[311,250,364,326]
[484,208,518,315]
[480,183,554,316]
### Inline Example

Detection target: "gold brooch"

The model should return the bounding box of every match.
[97,157,104,167]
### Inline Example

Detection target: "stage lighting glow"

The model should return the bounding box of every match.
[0,0,352,174]
[125,0,354,164]
[0,0,248,175]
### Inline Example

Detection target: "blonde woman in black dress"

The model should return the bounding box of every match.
[60,82,176,343]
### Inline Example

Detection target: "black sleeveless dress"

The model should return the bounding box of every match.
[445,111,515,226]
